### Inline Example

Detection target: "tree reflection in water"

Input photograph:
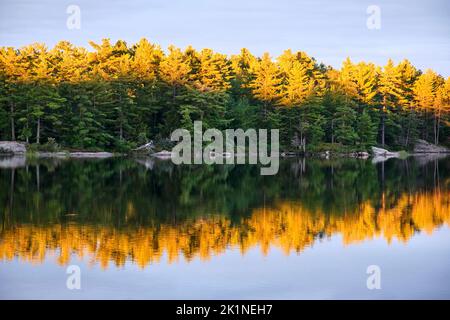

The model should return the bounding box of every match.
[0,156,449,268]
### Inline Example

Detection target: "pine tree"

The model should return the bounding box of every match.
[297,96,326,150]
[278,50,317,107]
[58,82,111,149]
[357,110,377,148]
[24,44,66,144]
[413,69,442,143]
[131,38,163,81]
[249,53,281,123]
[230,48,256,91]
[339,57,358,98]
[0,47,28,140]
[229,48,257,125]
[334,98,358,145]
[130,38,163,142]
[0,73,9,138]
[353,62,378,104]
[177,88,229,131]
[195,49,232,92]
[396,59,419,147]
[50,41,88,82]
[159,45,191,96]
[158,46,192,134]
[378,59,403,146]
[431,76,449,144]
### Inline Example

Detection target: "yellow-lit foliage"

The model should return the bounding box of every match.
[1,191,448,269]
[249,52,282,105]
[194,48,232,92]
[131,38,163,81]
[414,69,443,112]
[159,45,191,88]
[88,39,131,80]
[230,48,257,88]
[277,50,324,106]
[50,41,89,82]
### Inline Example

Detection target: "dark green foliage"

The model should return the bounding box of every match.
[357,110,378,147]
[334,101,358,145]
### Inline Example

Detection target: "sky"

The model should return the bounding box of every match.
[0,0,449,76]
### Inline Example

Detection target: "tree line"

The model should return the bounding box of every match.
[0,38,449,152]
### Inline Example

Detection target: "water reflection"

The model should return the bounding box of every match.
[1,156,449,269]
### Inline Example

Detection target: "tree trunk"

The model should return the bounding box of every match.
[331,119,335,144]
[263,101,268,123]
[25,103,29,144]
[299,117,305,153]
[405,109,413,148]
[434,113,437,145]
[436,114,441,145]
[405,123,410,148]
[381,97,386,147]
[10,102,15,141]
[36,117,41,144]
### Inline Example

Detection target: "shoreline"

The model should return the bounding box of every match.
[1,141,450,161]
[2,150,450,160]
[1,150,450,159]
[32,151,116,158]
[1,151,449,170]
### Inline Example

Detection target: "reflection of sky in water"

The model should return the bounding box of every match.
[1,227,449,299]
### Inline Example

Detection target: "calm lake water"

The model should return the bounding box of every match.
[0,155,449,299]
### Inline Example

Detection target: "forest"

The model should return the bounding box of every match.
[0,38,449,152]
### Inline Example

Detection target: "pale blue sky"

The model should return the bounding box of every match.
[0,0,449,76]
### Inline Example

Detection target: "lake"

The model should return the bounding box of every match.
[0,155,449,299]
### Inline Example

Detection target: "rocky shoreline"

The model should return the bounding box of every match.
[34,151,114,158]
[413,139,450,153]
[1,140,449,160]
[0,141,115,158]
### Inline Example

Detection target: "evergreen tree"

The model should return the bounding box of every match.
[413,69,442,143]
[195,49,232,92]
[396,59,419,147]
[249,53,282,123]
[333,98,358,146]
[297,96,326,150]
[357,110,377,148]
[378,59,403,146]
[280,60,313,107]
[177,88,229,131]
[0,47,28,140]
